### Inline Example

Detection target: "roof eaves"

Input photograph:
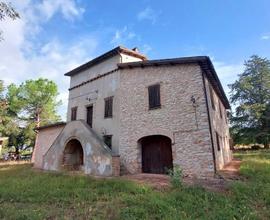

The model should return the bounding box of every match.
[36,122,66,131]
[64,46,147,77]
[64,47,121,76]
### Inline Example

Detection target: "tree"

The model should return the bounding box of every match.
[0,80,8,134]
[1,78,61,155]
[9,78,61,127]
[0,2,20,40]
[229,55,270,148]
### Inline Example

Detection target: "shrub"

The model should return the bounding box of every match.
[167,165,183,188]
[251,145,261,150]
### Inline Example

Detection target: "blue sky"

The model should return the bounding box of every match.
[0,0,270,119]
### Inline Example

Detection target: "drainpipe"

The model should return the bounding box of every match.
[201,71,217,173]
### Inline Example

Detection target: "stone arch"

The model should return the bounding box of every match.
[43,120,113,176]
[62,138,84,170]
[138,135,173,174]
[136,130,174,144]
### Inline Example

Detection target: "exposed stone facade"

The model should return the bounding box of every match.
[204,77,232,170]
[33,46,232,178]
[118,65,215,177]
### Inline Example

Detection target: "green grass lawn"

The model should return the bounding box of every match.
[0,150,270,220]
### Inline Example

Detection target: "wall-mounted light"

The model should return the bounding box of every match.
[101,127,106,135]
[191,95,198,107]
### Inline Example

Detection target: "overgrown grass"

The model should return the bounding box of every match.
[0,150,270,219]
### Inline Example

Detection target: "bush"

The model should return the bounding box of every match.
[167,165,183,188]
[251,145,261,150]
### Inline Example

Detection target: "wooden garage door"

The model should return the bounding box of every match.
[141,135,173,174]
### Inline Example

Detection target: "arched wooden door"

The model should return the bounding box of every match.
[141,135,173,174]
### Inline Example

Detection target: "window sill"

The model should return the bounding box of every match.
[104,116,113,119]
[149,106,161,111]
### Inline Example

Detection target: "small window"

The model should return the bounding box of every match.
[148,84,161,109]
[209,85,215,110]
[104,96,113,118]
[219,102,223,119]
[103,135,112,149]
[216,132,220,151]
[225,110,228,124]
[71,107,77,121]
[86,105,93,127]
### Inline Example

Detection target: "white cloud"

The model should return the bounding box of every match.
[141,44,152,55]
[37,0,85,21]
[110,26,136,45]
[137,7,159,24]
[0,0,96,120]
[261,34,270,40]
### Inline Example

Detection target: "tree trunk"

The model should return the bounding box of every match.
[15,147,19,160]
[32,112,40,162]
[264,142,270,149]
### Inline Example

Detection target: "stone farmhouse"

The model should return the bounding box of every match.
[32,46,232,178]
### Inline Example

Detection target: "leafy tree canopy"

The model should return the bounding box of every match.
[0,1,20,40]
[0,78,62,154]
[229,55,270,148]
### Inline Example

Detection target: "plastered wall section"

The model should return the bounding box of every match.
[204,77,232,170]
[67,70,121,155]
[66,53,144,155]
[119,64,215,177]
[32,125,65,168]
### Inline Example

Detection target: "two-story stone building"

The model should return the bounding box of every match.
[32,46,232,178]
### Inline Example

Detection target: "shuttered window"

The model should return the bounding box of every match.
[71,107,77,121]
[209,85,215,110]
[148,84,161,110]
[216,132,221,151]
[104,96,113,118]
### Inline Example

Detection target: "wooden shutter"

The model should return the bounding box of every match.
[104,97,113,118]
[71,107,77,121]
[148,84,161,109]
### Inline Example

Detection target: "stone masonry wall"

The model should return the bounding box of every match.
[119,64,215,178]
[204,77,232,170]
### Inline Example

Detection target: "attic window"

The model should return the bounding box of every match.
[148,84,161,110]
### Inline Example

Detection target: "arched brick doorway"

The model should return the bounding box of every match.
[140,135,173,174]
[63,139,83,170]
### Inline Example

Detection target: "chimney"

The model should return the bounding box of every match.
[132,47,139,53]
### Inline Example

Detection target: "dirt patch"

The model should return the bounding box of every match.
[0,161,31,166]
[218,159,243,180]
[122,159,243,193]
